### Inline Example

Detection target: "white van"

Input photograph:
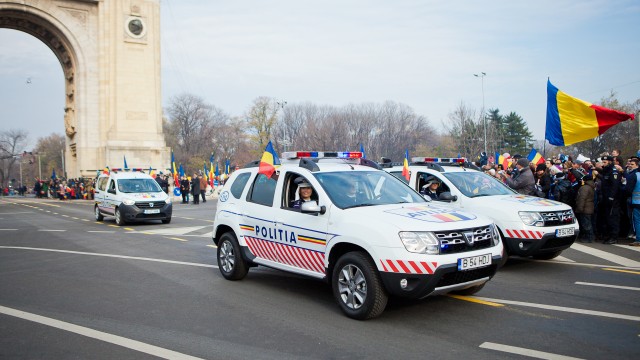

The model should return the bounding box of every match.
[94,170,172,225]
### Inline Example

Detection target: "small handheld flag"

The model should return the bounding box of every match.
[527,149,545,166]
[402,150,410,181]
[359,143,366,159]
[124,156,128,169]
[258,141,281,178]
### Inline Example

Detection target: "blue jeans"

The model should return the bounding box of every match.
[634,207,640,243]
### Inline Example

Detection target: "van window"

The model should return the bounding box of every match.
[97,177,109,191]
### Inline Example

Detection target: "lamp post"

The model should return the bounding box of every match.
[474,72,487,154]
[277,100,288,152]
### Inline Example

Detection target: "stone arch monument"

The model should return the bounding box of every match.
[0,0,169,177]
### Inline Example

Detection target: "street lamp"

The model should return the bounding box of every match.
[276,100,289,152]
[474,72,487,154]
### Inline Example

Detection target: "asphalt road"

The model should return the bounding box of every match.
[0,196,639,359]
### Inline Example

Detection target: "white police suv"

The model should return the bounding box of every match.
[383,157,578,262]
[94,170,172,225]
[212,151,503,319]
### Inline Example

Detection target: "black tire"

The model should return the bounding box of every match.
[114,207,126,226]
[162,217,171,224]
[94,205,104,221]
[452,283,485,296]
[217,232,249,280]
[533,250,562,260]
[332,251,388,320]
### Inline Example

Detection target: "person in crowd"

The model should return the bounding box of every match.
[599,155,622,244]
[574,169,595,243]
[552,171,573,206]
[199,173,208,203]
[289,177,316,209]
[625,158,640,246]
[191,173,201,205]
[180,175,190,204]
[624,158,639,241]
[534,163,552,198]
[500,158,536,195]
[421,176,442,200]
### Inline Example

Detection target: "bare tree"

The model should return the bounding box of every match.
[0,129,29,187]
[246,96,279,156]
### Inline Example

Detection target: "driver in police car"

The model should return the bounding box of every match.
[289,177,316,210]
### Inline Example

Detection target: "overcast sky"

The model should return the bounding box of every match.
[1,0,639,148]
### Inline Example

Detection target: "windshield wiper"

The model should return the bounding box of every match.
[342,203,377,209]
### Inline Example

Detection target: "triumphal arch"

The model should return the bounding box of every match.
[0,0,169,177]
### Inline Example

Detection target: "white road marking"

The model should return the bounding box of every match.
[0,212,34,215]
[474,296,640,321]
[569,243,640,267]
[480,342,584,360]
[37,230,66,232]
[87,231,115,233]
[0,305,204,360]
[536,260,640,271]
[554,256,575,262]
[0,229,18,231]
[0,246,217,268]
[615,244,640,253]
[575,281,640,291]
[142,226,209,236]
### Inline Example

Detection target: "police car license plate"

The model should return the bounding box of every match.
[458,254,491,271]
[556,228,574,237]
[144,209,160,214]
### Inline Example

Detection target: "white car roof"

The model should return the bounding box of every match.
[99,171,154,180]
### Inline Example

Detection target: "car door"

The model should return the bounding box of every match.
[103,178,118,215]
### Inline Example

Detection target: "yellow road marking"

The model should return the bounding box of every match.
[447,294,504,307]
[82,219,89,222]
[141,232,153,235]
[108,225,119,228]
[95,222,103,224]
[603,268,640,275]
[168,237,186,242]
[124,228,134,231]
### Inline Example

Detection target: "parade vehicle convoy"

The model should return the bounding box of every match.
[382,157,578,262]
[94,170,172,226]
[212,151,503,319]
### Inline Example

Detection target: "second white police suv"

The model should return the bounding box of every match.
[212,151,503,319]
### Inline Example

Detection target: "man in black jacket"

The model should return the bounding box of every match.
[600,155,622,244]
[534,163,552,198]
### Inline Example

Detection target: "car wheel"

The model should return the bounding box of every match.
[452,283,485,296]
[332,251,388,320]
[533,250,562,260]
[114,207,126,226]
[94,205,104,221]
[162,217,171,224]
[217,232,248,280]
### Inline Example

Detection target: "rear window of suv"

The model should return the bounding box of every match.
[230,173,251,199]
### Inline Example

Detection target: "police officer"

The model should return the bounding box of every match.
[600,155,622,244]
[421,176,441,200]
[626,158,640,246]
[289,177,315,209]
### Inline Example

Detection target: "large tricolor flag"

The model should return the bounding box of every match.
[402,149,410,181]
[527,149,545,165]
[546,80,635,146]
[171,151,179,186]
[258,141,281,178]
[203,162,209,183]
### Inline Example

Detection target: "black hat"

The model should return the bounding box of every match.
[554,172,565,180]
[513,154,523,160]
[424,176,441,187]
[535,163,546,172]
[295,177,312,188]
[602,155,614,162]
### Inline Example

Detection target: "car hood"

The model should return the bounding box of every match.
[467,194,570,211]
[342,202,492,231]
[122,192,168,200]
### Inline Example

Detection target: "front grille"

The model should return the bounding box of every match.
[541,210,575,226]
[136,201,166,209]
[435,265,496,288]
[435,225,494,254]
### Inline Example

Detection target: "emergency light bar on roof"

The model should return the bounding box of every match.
[282,151,363,160]
[411,157,466,163]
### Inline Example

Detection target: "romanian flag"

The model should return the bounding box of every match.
[527,149,545,165]
[225,159,230,176]
[402,149,410,181]
[203,162,208,182]
[209,153,215,187]
[546,80,635,146]
[215,162,219,180]
[171,151,179,186]
[102,166,110,175]
[258,141,281,178]
[179,164,185,178]
[149,166,156,178]
[495,152,510,170]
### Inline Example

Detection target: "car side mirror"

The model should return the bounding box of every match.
[300,202,326,215]
[439,191,457,202]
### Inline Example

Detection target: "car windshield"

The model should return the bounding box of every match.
[443,171,515,197]
[314,171,425,209]
[117,179,162,193]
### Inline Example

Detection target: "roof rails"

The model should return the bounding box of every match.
[243,160,260,168]
[378,157,403,168]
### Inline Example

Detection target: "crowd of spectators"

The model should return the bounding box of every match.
[481,149,640,246]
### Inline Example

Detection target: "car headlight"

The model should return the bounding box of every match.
[491,224,501,245]
[165,196,172,204]
[519,211,544,227]
[122,198,135,206]
[399,232,440,254]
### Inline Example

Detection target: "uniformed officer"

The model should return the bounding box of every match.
[420,176,441,200]
[600,155,622,244]
[289,177,315,209]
